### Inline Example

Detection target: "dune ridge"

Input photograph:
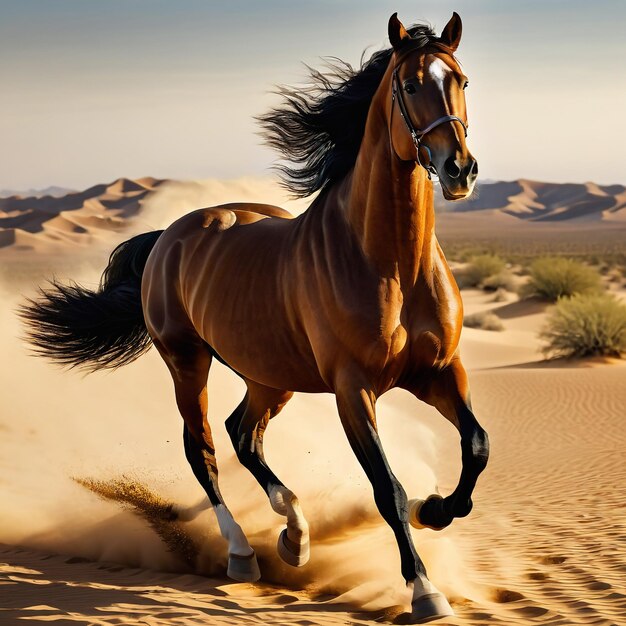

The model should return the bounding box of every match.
[0,177,165,252]
[436,178,626,222]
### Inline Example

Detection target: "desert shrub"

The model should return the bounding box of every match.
[482,270,517,292]
[454,246,491,263]
[464,311,504,331]
[523,257,602,301]
[491,287,509,303]
[607,267,623,284]
[540,294,626,358]
[456,254,506,289]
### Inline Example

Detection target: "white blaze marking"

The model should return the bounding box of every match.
[428,57,463,144]
[428,58,450,96]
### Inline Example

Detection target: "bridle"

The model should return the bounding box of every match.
[391,45,468,179]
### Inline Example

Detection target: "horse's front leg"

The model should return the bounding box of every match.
[335,375,454,623]
[408,358,489,530]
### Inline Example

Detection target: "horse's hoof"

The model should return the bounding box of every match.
[408,495,446,531]
[277,528,310,567]
[227,550,261,582]
[411,592,454,623]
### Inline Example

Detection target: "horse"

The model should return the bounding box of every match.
[21,12,488,623]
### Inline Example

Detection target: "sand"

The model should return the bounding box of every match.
[1,179,625,625]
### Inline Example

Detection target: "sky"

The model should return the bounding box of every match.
[1,0,625,191]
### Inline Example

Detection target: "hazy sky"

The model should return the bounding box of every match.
[1,0,625,190]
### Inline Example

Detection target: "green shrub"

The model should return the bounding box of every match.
[540,294,626,358]
[464,311,504,331]
[457,254,506,289]
[523,257,602,301]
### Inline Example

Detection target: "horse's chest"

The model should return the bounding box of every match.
[360,288,462,384]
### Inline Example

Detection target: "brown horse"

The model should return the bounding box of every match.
[22,12,488,623]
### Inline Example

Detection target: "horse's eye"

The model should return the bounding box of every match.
[404,83,416,95]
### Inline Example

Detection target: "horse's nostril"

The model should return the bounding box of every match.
[444,157,461,179]
[469,159,478,177]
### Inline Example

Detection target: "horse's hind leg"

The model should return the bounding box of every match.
[156,336,260,582]
[225,381,310,567]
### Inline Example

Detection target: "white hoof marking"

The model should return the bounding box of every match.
[410,574,453,621]
[269,485,310,562]
[214,504,253,557]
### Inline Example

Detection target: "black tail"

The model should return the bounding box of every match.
[20,230,164,372]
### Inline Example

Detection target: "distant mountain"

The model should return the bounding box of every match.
[0,185,76,198]
[436,179,626,222]
[0,177,166,251]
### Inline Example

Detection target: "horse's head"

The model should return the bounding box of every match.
[388,13,477,200]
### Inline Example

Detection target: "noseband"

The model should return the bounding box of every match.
[391,48,468,179]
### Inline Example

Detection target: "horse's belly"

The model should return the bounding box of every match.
[203,310,330,392]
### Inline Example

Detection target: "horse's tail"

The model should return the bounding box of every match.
[20,230,164,372]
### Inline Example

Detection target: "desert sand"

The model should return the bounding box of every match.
[1,179,625,625]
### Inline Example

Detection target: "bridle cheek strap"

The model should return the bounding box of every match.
[391,66,468,180]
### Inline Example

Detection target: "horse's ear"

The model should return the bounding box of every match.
[388,13,411,50]
[440,12,462,51]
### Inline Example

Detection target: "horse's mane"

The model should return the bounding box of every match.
[257,24,437,198]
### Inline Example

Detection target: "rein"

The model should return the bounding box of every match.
[391,45,468,179]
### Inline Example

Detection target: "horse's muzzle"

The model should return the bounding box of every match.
[438,156,477,200]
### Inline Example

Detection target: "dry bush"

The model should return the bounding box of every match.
[491,287,509,302]
[453,246,492,263]
[482,270,517,292]
[522,257,602,301]
[456,254,506,289]
[464,311,504,331]
[540,294,626,358]
[607,267,623,284]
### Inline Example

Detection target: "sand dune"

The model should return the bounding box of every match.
[437,178,626,222]
[1,179,625,625]
[0,177,165,253]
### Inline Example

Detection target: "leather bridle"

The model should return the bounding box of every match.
[391,46,468,179]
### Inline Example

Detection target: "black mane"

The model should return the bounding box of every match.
[257,24,437,198]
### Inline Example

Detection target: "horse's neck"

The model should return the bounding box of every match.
[339,111,436,288]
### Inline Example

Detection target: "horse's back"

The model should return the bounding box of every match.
[142,200,294,311]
